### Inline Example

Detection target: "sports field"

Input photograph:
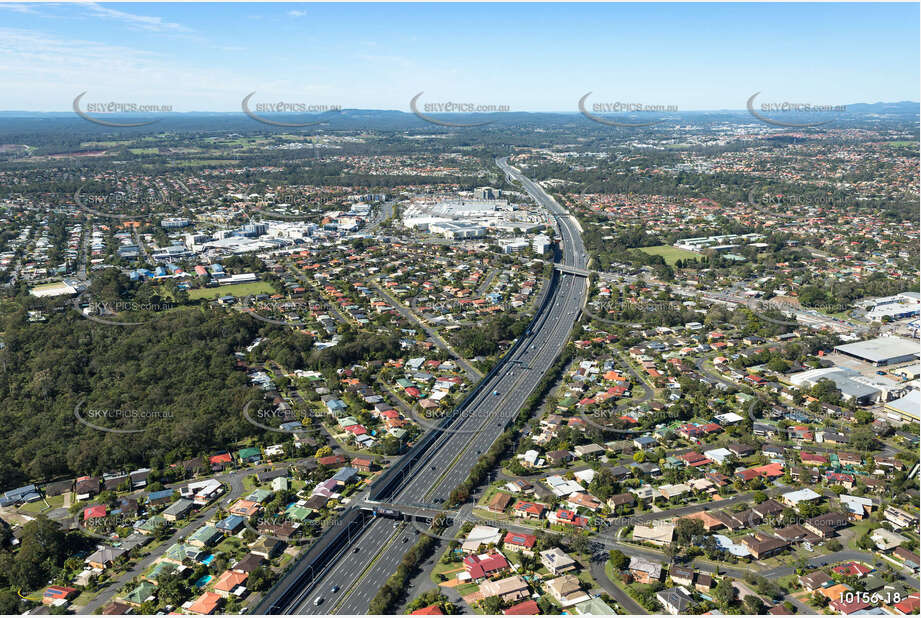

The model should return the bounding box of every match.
[188,281,275,300]
[638,244,702,265]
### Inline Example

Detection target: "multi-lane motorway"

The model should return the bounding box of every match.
[274,158,588,614]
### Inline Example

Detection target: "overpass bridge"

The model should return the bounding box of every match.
[554,263,591,277]
[358,500,455,521]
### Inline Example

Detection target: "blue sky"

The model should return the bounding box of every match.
[1,2,918,112]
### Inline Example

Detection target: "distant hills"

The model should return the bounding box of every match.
[0,101,917,116]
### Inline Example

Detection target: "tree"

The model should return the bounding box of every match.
[743,594,765,614]
[675,518,705,546]
[608,549,629,571]
[314,445,333,458]
[714,577,736,610]
[633,451,646,463]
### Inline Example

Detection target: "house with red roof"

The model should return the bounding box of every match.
[187,591,223,615]
[208,453,233,466]
[463,551,509,581]
[514,501,546,520]
[84,504,107,521]
[829,597,871,615]
[504,599,540,615]
[43,586,78,606]
[503,531,537,555]
[411,605,444,615]
[548,509,587,527]
[893,593,920,615]
[832,562,873,578]
[801,452,829,465]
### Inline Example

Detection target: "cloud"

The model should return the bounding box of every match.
[287,10,306,17]
[0,3,41,13]
[81,2,191,33]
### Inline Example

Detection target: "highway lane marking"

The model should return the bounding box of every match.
[327,520,405,613]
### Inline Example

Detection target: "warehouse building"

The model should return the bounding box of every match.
[834,336,919,367]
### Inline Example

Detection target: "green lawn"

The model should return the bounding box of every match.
[188,281,275,300]
[637,244,703,265]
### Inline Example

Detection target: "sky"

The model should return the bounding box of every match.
[0,2,918,113]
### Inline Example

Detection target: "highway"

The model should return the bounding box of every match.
[275,158,588,614]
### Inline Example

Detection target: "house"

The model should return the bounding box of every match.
[607,492,636,510]
[485,492,512,514]
[669,565,695,587]
[213,569,248,597]
[229,499,261,517]
[123,581,157,608]
[628,556,663,583]
[316,454,347,468]
[799,570,833,592]
[803,512,849,539]
[461,525,502,552]
[42,586,78,606]
[411,605,444,615]
[503,531,537,555]
[657,587,694,615]
[574,443,606,459]
[894,594,921,615]
[479,575,530,603]
[884,505,917,529]
[727,443,755,458]
[162,498,194,522]
[216,514,246,535]
[463,551,509,580]
[870,528,908,551]
[695,573,713,592]
[634,436,658,450]
[752,499,785,520]
[162,542,206,565]
[832,561,873,578]
[540,547,577,575]
[75,476,101,500]
[101,601,133,615]
[513,501,545,520]
[548,509,587,527]
[741,533,789,559]
[188,525,222,548]
[829,597,871,615]
[632,522,675,546]
[892,547,920,571]
[250,536,284,559]
[545,574,590,608]
[781,488,821,507]
[187,591,223,615]
[146,489,175,507]
[567,492,602,511]
[503,599,540,615]
[232,553,265,574]
[840,495,874,520]
[86,546,128,570]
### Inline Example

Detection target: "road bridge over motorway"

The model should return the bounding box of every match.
[357,500,454,521]
[554,263,591,276]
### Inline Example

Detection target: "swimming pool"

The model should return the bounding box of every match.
[194,574,213,588]
[200,554,215,566]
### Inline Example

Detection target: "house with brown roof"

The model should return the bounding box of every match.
[545,574,590,608]
[478,575,530,603]
[485,492,512,514]
[741,533,789,559]
[799,570,833,592]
